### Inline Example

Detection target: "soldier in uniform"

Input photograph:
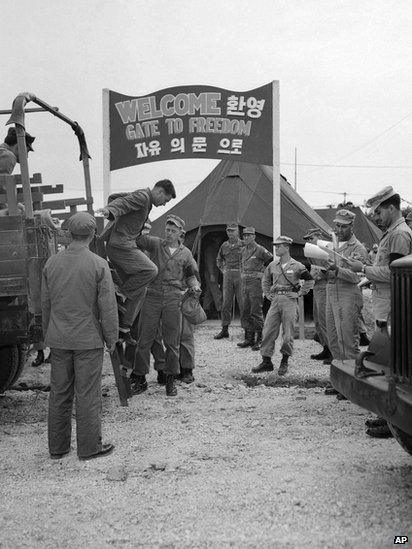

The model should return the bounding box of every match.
[131,215,200,397]
[214,223,244,340]
[303,228,332,361]
[253,236,312,375]
[237,227,273,350]
[347,187,412,437]
[324,210,368,366]
[42,212,118,460]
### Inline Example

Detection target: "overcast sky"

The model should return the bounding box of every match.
[2,0,412,219]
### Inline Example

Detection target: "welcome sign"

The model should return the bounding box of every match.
[105,83,274,170]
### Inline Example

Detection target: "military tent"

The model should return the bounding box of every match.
[151,160,331,252]
[150,160,331,318]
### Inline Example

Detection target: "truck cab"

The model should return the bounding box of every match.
[331,255,412,456]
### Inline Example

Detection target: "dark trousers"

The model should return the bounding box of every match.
[134,287,182,376]
[48,348,104,458]
[180,315,195,370]
[241,278,264,332]
[106,244,158,329]
[148,316,195,372]
[221,270,243,327]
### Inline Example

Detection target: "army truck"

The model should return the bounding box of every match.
[331,255,412,456]
[0,93,94,392]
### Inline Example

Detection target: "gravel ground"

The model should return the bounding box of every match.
[1,318,411,549]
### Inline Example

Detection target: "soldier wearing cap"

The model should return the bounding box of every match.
[324,209,368,367]
[214,222,244,340]
[41,212,118,461]
[252,236,312,375]
[303,228,333,361]
[346,186,412,437]
[237,227,273,350]
[131,214,200,397]
[0,127,35,175]
[150,229,198,386]
[97,180,176,345]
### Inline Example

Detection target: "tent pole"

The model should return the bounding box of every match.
[197,225,202,267]
[272,81,281,240]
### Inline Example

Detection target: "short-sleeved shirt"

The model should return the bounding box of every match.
[0,143,17,175]
[241,243,273,278]
[216,239,243,271]
[136,235,198,290]
[326,235,368,285]
[365,217,412,283]
[262,258,308,298]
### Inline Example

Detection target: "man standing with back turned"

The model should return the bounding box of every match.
[42,212,118,460]
[97,180,176,344]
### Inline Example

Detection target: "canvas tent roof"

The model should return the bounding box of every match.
[315,206,381,248]
[151,160,331,243]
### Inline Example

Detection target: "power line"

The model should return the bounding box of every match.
[281,162,412,169]
[298,112,412,175]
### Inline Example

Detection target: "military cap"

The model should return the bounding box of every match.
[243,226,255,235]
[166,214,185,230]
[366,186,396,213]
[67,211,96,236]
[226,222,239,231]
[333,209,356,225]
[5,127,35,151]
[273,235,293,245]
[406,211,412,221]
[303,227,323,240]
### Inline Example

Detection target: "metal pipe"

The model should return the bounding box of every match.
[0,107,58,115]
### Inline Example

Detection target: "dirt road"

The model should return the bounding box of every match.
[1,323,411,548]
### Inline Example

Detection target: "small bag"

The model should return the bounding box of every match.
[181,291,207,325]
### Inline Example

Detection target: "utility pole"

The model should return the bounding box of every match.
[294,147,297,191]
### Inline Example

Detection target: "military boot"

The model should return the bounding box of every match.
[214,326,229,339]
[365,416,387,428]
[252,356,274,373]
[310,346,332,360]
[278,355,289,376]
[131,375,147,395]
[237,331,255,348]
[166,374,177,396]
[32,350,45,367]
[359,332,370,347]
[180,368,195,383]
[251,330,262,351]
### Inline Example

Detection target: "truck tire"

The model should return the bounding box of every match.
[9,345,28,387]
[0,345,26,393]
[388,423,412,456]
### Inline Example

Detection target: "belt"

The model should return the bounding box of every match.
[272,289,297,295]
[242,272,263,279]
[225,268,240,271]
